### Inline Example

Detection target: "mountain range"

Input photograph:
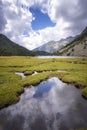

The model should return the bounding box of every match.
[57,27,87,56]
[33,37,75,53]
[0,34,50,56]
[0,34,35,56]
[0,27,87,57]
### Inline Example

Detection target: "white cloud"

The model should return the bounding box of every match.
[1,0,87,50]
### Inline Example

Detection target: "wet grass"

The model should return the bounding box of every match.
[0,56,87,109]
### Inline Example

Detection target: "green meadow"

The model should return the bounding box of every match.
[0,56,87,109]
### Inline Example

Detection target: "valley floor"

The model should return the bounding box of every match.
[0,56,87,109]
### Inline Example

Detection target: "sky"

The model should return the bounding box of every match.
[0,0,87,50]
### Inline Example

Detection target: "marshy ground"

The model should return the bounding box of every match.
[0,56,87,109]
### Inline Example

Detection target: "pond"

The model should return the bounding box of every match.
[36,56,85,58]
[0,77,87,130]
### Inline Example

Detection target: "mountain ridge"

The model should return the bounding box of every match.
[0,34,51,56]
[33,36,75,53]
[57,27,87,56]
[0,34,35,56]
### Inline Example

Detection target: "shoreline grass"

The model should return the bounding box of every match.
[0,56,87,109]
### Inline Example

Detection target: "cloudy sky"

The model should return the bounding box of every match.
[0,0,87,50]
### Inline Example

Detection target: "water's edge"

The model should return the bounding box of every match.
[0,77,87,130]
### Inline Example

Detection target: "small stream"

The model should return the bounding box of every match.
[0,77,87,130]
[15,72,26,79]
[15,71,38,78]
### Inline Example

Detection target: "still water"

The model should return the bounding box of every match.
[0,77,87,130]
[37,56,85,58]
[15,72,26,79]
[15,71,38,79]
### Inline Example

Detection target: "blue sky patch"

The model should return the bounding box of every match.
[30,7,56,30]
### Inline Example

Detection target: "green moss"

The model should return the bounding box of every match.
[60,71,87,88]
[24,70,33,76]
[22,71,61,87]
[82,87,87,98]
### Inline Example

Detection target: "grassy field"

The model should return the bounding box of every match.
[0,56,87,109]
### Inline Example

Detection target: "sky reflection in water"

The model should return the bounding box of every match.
[0,77,87,130]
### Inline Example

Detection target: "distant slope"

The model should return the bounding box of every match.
[33,37,75,53]
[57,27,87,56]
[33,41,55,53]
[34,51,50,56]
[0,34,35,56]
